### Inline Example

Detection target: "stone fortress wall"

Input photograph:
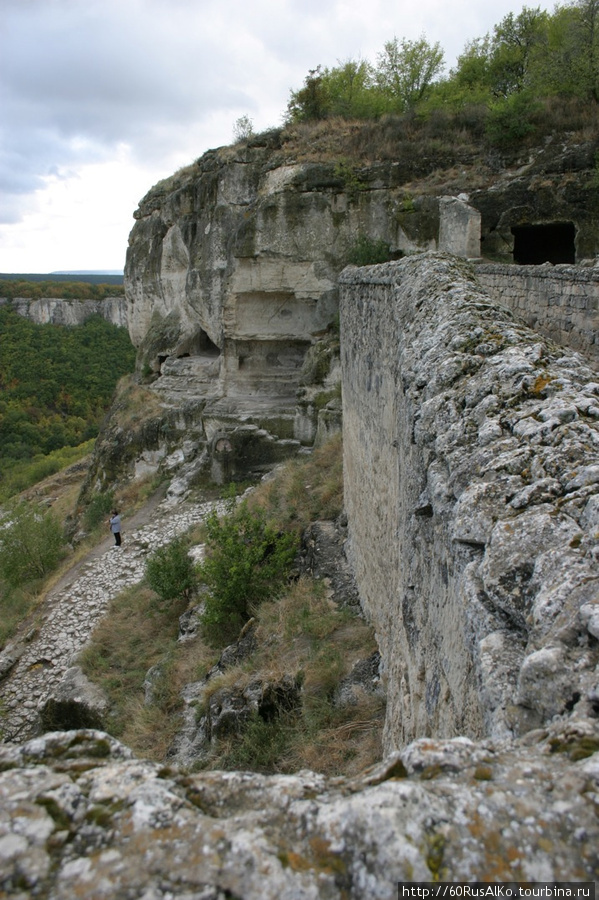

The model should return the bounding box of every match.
[476,262,599,370]
[340,253,599,754]
[438,194,599,370]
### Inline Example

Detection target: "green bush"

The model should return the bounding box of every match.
[485,92,540,147]
[84,491,115,531]
[199,499,298,645]
[0,503,66,587]
[145,536,198,603]
[348,235,392,266]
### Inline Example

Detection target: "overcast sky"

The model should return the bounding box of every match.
[0,0,558,274]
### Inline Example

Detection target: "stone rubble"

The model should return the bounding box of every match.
[0,497,229,744]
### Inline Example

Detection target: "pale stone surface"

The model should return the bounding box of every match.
[340,253,599,752]
[0,723,597,896]
[438,196,481,258]
[4,297,127,328]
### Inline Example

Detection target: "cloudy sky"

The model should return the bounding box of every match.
[1,0,557,274]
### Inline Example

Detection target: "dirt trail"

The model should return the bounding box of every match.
[46,482,169,598]
[0,487,225,743]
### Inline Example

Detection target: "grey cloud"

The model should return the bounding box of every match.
[4,0,539,231]
[0,0,263,224]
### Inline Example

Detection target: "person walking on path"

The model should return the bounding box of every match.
[109,509,122,547]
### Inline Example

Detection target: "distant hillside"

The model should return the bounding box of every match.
[0,273,124,286]
[0,307,136,498]
[0,279,124,300]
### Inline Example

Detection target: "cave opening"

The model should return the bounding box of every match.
[176,328,220,359]
[511,222,576,265]
[197,329,220,355]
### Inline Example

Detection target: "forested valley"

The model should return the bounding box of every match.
[0,301,135,500]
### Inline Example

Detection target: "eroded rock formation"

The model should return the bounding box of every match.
[119,130,599,493]
[1,296,127,328]
[341,253,599,752]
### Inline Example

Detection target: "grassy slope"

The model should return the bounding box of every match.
[79,435,386,776]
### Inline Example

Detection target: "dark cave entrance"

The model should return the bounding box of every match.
[177,328,220,359]
[511,222,576,265]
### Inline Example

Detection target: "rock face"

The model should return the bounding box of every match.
[341,253,599,752]
[1,724,597,896]
[124,136,351,455]
[124,132,599,390]
[3,296,127,328]
[39,666,109,732]
[118,130,599,491]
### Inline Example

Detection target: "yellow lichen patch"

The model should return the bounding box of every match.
[277,838,347,877]
[308,836,347,876]
[466,811,526,880]
[533,375,552,394]
[281,851,313,872]
[505,846,523,863]
[425,833,446,880]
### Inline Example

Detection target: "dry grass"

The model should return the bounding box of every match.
[247,432,344,530]
[78,434,385,775]
[113,473,163,519]
[111,377,164,429]
[78,583,187,746]
[274,100,599,203]
[199,576,384,777]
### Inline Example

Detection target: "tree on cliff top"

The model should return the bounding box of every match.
[286,37,444,121]
[375,36,444,112]
[285,2,599,147]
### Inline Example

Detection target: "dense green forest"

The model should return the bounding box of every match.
[0,279,124,300]
[287,0,599,146]
[0,306,135,494]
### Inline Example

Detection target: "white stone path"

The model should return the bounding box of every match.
[0,496,227,744]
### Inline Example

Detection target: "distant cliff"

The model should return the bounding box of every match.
[2,296,127,328]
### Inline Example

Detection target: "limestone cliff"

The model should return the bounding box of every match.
[1,296,127,328]
[118,127,599,494]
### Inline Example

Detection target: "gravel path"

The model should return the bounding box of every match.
[0,494,227,743]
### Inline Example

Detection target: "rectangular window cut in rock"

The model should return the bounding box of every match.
[511,222,576,265]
